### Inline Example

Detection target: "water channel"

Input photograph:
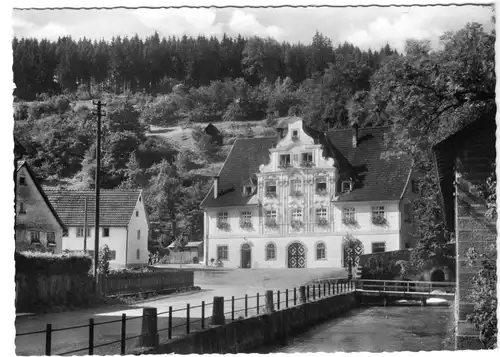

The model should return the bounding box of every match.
[255,304,454,353]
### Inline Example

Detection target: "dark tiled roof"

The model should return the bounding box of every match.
[201,126,412,208]
[326,127,413,202]
[201,137,276,207]
[45,189,142,227]
[16,161,65,230]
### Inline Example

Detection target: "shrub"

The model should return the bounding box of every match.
[98,245,111,275]
[54,96,71,114]
[290,220,303,231]
[362,254,399,280]
[15,251,92,276]
[14,103,29,121]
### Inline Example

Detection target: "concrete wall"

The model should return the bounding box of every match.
[147,293,358,354]
[15,166,63,253]
[126,196,150,268]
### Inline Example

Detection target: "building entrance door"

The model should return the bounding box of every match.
[241,243,251,269]
[287,242,306,268]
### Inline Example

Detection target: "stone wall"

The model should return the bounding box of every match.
[138,293,358,354]
[454,129,496,350]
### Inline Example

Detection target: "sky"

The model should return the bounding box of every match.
[11,4,494,52]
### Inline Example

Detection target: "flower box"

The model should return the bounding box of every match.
[290,220,304,231]
[240,220,253,230]
[217,221,231,231]
[342,216,357,227]
[265,192,277,199]
[372,215,388,227]
[290,190,303,197]
[316,189,328,196]
[316,217,329,227]
[300,161,315,168]
[265,219,278,230]
[291,136,299,142]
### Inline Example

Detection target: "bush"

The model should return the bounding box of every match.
[14,103,29,121]
[15,251,92,276]
[54,96,71,114]
[98,245,111,275]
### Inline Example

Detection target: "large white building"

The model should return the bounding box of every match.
[46,189,149,269]
[201,117,418,269]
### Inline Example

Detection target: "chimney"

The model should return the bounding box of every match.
[277,127,284,139]
[213,176,219,199]
[352,123,359,148]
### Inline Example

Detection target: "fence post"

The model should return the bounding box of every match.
[139,307,158,349]
[323,283,326,296]
[294,287,297,305]
[120,314,126,355]
[277,290,280,310]
[306,285,310,300]
[231,296,235,321]
[212,296,225,325]
[313,285,316,300]
[257,293,260,315]
[45,324,52,356]
[328,282,331,295]
[299,286,306,303]
[245,294,248,317]
[89,318,94,355]
[186,303,190,334]
[201,301,205,329]
[318,284,321,298]
[285,289,289,308]
[168,306,172,339]
[265,290,275,313]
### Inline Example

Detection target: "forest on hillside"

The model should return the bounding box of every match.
[13,20,495,263]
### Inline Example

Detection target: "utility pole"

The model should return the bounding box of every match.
[92,100,106,293]
[83,197,88,253]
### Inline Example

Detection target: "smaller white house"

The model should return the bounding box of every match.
[45,189,149,269]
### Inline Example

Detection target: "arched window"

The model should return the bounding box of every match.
[266,243,276,261]
[316,242,326,260]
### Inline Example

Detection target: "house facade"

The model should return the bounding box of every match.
[432,116,496,350]
[15,161,64,253]
[201,117,416,269]
[45,189,150,269]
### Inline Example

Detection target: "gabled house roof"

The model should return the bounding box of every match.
[201,123,413,208]
[326,127,413,202]
[432,115,496,231]
[45,189,143,227]
[201,137,276,207]
[16,161,65,230]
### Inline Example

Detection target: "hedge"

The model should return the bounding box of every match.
[15,251,92,276]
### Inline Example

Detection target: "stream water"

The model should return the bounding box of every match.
[255,305,454,353]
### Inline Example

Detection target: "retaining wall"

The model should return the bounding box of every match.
[136,292,359,355]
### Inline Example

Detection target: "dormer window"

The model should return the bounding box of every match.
[292,130,299,141]
[243,186,253,196]
[19,176,26,186]
[341,181,351,193]
[279,154,291,168]
[316,177,328,196]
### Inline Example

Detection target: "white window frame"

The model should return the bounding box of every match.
[292,130,299,139]
[76,227,84,237]
[30,231,40,244]
[46,232,55,244]
[217,212,228,224]
[19,176,27,186]
[301,152,313,163]
[291,208,303,221]
[266,243,276,261]
[372,206,385,218]
[265,210,277,219]
[316,208,327,220]
[103,227,110,237]
[266,181,277,195]
[316,242,326,260]
[241,211,252,224]
[217,245,229,261]
[279,154,291,166]
[110,250,117,260]
[341,181,351,192]
[343,207,355,220]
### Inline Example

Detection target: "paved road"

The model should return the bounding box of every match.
[16,268,345,355]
